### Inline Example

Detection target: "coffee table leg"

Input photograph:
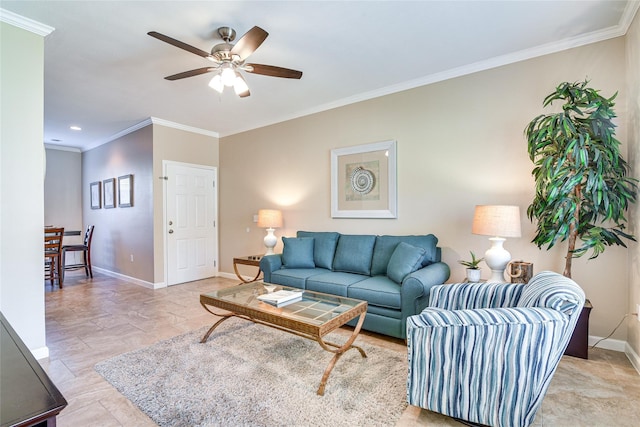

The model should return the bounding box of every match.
[200,302,234,343]
[316,312,367,396]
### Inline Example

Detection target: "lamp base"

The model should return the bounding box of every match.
[263,228,277,255]
[484,237,511,283]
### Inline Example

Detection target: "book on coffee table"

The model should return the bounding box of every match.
[257,290,303,307]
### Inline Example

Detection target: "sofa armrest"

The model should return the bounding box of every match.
[428,282,525,311]
[401,262,451,316]
[259,254,282,283]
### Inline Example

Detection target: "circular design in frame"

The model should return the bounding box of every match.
[350,166,375,195]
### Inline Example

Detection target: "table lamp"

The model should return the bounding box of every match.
[472,205,521,283]
[257,209,283,255]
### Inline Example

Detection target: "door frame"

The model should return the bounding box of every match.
[162,160,218,286]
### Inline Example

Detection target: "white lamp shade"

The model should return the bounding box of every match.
[472,205,521,238]
[257,209,283,229]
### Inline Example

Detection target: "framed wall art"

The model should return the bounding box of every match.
[331,139,397,218]
[90,181,102,209]
[118,174,133,207]
[103,178,115,209]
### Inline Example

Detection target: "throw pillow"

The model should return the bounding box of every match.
[370,235,438,275]
[297,231,340,270]
[387,242,426,284]
[281,237,315,269]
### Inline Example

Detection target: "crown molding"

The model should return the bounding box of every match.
[621,1,640,34]
[150,117,219,138]
[0,8,54,36]
[44,143,81,153]
[84,117,218,151]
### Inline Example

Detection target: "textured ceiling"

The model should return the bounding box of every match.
[1,1,638,151]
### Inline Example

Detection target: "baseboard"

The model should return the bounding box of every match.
[588,335,627,352]
[625,343,640,375]
[218,271,252,282]
[32,346,49,360]
[93,267,163,289]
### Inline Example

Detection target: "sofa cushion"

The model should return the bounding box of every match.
[386,242,426,284]
[332,234,376,275]
[297,231,340,270]
[371,234,438,276]
[282,237,315,268]
[347,276,402,310]
[270,268,329,290]
[306,272,368,296]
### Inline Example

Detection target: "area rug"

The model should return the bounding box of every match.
[95,318,408,426]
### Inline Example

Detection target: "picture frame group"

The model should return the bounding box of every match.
[90,174,133,209]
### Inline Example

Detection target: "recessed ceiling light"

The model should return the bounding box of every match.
[70,125,82,131]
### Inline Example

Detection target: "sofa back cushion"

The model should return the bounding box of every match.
[371,234,439,276]
[296,231,340,270]
[332,234,376,275]
[281,237,315,269]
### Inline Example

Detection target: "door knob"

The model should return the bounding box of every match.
[169,220,173,225]
[168,229,174,234]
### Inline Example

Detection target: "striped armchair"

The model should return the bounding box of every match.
[406,271,585,427]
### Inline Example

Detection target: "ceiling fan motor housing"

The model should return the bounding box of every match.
[211,43,235,61]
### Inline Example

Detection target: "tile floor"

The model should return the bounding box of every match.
[40,271,640,426]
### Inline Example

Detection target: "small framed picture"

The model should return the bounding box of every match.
[90,181,102,209]
[118,174,133,207]
[103,178,115,209]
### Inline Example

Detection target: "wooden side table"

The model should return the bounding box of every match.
[233,255,263,283]
[564,299,593,359]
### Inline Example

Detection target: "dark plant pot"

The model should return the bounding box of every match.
[564,299,592,359]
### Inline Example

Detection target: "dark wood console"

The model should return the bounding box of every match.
[1,312,67,427]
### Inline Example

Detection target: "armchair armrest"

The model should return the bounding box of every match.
[428,282,525,311]
[259,254,282,283]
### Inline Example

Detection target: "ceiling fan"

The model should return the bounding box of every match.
[148,26,302,98]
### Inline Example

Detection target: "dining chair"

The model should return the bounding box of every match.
[62,225,94,279]
[44,227,65,288]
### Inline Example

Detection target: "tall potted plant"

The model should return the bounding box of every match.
[525,80,638,358]
[525,80,637,278]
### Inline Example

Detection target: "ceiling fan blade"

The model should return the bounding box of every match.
[230,26,268,61]
[245,64,303,79]
[148,31,212,59]
[164,67,216,81]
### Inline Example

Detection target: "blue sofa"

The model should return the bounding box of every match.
[259,231,450,339]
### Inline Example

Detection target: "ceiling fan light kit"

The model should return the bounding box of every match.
[148,25,302,98]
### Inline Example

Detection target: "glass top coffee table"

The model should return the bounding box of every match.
[200,281,368,395]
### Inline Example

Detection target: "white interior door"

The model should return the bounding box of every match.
[165,162,217,286]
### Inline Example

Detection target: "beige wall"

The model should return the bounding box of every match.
[83,126,155,283]
[626,12,640,361]
[0,22,47,353]
[152,124,219,283]
[220,37,631,340]
[79,122,218,286]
